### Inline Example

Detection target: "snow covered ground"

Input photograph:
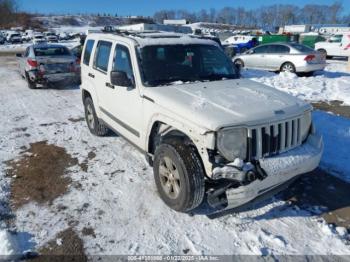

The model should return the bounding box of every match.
[244,60,350,105]
[0,58,349,257]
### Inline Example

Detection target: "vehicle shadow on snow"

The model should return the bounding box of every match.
[314,70,350,78]
[40,82,80,90]
[198,169,350,229]
[2,231,37,260]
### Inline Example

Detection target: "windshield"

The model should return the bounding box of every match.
[139,44,238,86]
[34,46,71,56]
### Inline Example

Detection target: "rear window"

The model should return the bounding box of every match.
[83,40,95,65]
[34,47,71,56]
[290,43,314,53]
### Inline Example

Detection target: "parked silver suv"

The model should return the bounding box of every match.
[80,31,323,213]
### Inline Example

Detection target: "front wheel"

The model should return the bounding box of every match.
[153,141,205,212]
[234,59,244,68]
[280,62,296,73]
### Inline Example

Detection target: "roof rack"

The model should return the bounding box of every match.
[101,26,163,38]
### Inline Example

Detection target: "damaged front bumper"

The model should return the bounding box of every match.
[211,132,323,210]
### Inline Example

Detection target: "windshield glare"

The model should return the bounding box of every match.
[140,44,238,86]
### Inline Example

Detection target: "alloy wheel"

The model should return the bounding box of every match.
[159,156,181,199]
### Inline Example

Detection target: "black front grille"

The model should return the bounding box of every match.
[247,118,302,160]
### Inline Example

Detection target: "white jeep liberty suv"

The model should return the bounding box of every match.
[80,31,323,213]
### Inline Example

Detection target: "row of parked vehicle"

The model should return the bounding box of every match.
[0,30,80,45]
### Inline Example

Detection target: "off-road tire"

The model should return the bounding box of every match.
[83,96,109,136]
[153,141,205,212]
[280,62,296,73]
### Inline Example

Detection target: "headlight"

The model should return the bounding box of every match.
[300,111,312,142]
[217,128,247,161]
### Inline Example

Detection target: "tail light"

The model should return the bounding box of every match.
[38,64,45,77]
[304,54,316,62]
[69,62,77,72]
[27,59,38,67]
[76,57,81,65]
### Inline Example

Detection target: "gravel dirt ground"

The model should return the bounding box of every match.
[0,56,349,258]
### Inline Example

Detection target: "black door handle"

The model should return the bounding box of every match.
[105,82,114,89]
[88,73,95,78]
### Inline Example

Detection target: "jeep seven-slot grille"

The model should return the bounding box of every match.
[247,118,302,160]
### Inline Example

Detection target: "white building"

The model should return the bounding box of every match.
[163,19,187,26]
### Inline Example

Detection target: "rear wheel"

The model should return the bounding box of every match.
[317,49,327,59]
[83,96,109,136]
[25,73,36,89]
[280,62,296,73]
[153,141,205,212]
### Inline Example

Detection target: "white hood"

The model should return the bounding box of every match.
[144,79,310,131]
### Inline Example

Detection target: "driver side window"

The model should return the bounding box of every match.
[113,44,134,81]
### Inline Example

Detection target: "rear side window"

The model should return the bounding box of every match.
[83,40,95,65]
[94,41,112,72]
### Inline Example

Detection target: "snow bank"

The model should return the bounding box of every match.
[0,230,18,257]
[313,111,350,183]
[244,60,350,105]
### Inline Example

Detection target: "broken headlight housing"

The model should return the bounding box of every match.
[300,110,312,142]
[217,127,247,162]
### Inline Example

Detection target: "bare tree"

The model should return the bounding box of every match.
[149,3,349,29]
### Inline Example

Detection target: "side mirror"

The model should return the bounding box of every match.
[16,53,23,58]
[110,70,133,88]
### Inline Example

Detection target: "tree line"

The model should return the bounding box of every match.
[0,0,43,29]
[153,2,349,29]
